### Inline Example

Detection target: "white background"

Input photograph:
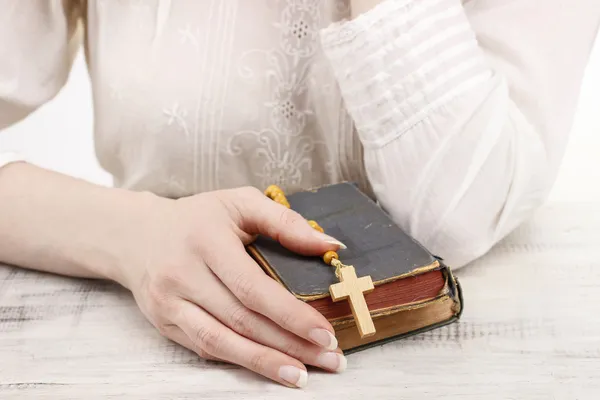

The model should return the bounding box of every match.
[1,41,599,201]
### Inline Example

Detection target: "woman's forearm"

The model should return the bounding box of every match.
[0,162,151,283]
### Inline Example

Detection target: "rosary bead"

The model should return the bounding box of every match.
[323,250,339,265]
[307,220,324,233]
[272,192,286,202]
[273,193,290,208]
[265,184,283,199]
[275,200,291,208]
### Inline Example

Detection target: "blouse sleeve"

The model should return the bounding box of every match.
[320,0,600,268]
[0,0,82,168]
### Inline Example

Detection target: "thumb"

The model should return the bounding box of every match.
[228,186,346,256]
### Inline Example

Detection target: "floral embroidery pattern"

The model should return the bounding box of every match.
[130,1,363,196]
[229,130,316,188]
[228,0,336,191]
[163,103,191,138]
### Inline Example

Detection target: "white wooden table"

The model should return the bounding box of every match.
[1,201,599,399]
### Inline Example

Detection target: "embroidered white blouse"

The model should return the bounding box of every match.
[1,0,599,268]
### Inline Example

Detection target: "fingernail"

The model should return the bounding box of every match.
[309,328,338,351]
[279,366,308,388]
[311,231,347,249]
[316,352,347,372]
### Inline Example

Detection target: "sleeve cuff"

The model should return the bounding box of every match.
[320,0,491,147]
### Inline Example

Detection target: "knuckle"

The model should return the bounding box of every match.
[194,325,223,355]
[232,272,259,309]
[278,208,301,229]
[248,351,268,374]
[280,340,305,359]
[226,304,255,337]
[276,311,294,331]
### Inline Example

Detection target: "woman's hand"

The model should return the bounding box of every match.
[0,164,346,387]
[115,186,347,388]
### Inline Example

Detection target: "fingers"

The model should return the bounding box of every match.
[180,266,347,372]
[175,299,310,388]
[224,186,346,255]
[204,237,339,351]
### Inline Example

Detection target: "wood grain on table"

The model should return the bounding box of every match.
[1,202,599,399]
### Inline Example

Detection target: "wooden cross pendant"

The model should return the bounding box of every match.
[329,263,376,338]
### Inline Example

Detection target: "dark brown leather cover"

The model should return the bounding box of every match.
[248,182,443,299]
[248,182,463,351]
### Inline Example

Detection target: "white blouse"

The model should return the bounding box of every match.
[1,0,599,268]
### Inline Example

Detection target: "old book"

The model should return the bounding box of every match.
[248,182,463,353]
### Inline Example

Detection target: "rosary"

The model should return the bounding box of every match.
[264,185,376,338]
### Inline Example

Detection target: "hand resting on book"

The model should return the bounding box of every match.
[124,187,349,387]
[0,163,347,388]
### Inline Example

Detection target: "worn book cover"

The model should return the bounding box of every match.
[248,182,463,353]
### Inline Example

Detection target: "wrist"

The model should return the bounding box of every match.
[82,187,172,289]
